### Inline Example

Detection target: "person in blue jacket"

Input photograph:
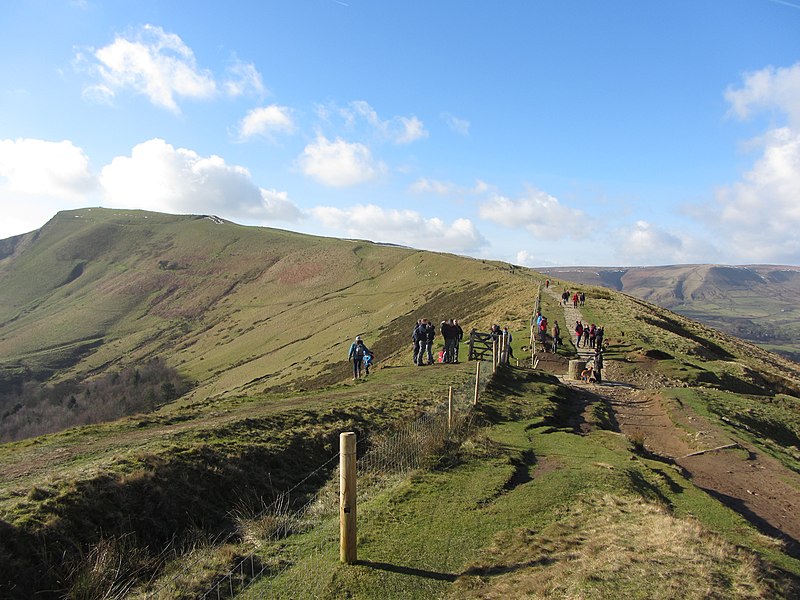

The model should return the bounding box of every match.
[348,336,371,380]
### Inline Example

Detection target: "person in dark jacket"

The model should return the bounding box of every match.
[593,347,604,383]
[425,320,436,365]
[452,319,464,362]
[412,319,428,366]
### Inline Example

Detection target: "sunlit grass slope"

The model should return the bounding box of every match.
[0,208,538,397]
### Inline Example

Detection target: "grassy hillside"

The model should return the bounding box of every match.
[541,264,800,362]
[1,210,800,598]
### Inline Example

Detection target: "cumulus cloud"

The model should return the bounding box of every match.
[713,62,800,263]
[99,138,301,221]
[309,204,487,253]
[0,138,99,238]
[299,135,385,187]
[0,138,96,198]
[237,105,295,140]
[725,61,800,125]
[614,220,716,266]
[478,187,584,240]
[80,25,263,112]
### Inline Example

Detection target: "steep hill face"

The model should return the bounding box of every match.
[541,264,800,361]
[0,208,536,403]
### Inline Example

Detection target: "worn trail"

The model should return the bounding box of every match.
[543,285,800,555]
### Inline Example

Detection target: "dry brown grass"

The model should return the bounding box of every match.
[451,495,771,599]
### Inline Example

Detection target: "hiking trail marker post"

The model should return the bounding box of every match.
[339,432,357,564]
[473,360,481,405]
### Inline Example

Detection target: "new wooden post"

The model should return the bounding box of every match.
[492,338,498,373]
[448,386,454,431]
[339,432,357,564]
[473,360,481,405]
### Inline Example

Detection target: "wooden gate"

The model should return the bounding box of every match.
[468,331,496,361]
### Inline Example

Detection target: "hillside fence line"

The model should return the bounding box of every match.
[139,359,494,599]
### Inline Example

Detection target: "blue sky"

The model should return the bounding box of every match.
[2,0,800,266]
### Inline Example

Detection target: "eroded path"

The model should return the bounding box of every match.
[544,286,800,555]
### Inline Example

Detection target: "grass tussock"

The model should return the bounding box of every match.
[451,495,779,599]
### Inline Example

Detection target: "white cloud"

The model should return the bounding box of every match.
[442,112,470,135]
[99,138,301,221]
[237,105,295,140]
[82,25,219,112]
[713,62,800,263]
[714,127,800,262]
[0,138,96,198]
[0,138,99,238]
[223,60,265,97]
[299,135,385,187]
[515,250,538,267]
[614,220,715,266]
[310,204,487,253]
[411,178,494,197]
[410,178,459,195]
[725,61,800,126]
[478,187,584,240]
[341,100,428,144]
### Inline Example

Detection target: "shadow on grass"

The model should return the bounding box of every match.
[356,560,458,582]
[699,487,800,559]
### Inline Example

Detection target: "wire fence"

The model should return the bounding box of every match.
[134,360,494,599]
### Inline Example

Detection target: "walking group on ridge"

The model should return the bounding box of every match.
[561,289,586,308]
[412,318,464,366]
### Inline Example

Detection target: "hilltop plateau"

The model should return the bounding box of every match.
[0,208,799,599]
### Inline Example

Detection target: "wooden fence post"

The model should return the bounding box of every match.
[473,360,481,405]
[339,432,357,564]
[492,338,498,373]
[448,386,453,431]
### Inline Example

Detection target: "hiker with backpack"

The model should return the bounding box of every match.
[348,336,371,380]
[575,321,584,348]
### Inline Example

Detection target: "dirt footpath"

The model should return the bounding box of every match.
[543,286,800,556]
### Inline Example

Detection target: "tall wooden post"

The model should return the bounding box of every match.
[492,338,498,373]
[473,360,481,405]
[448,386,453,431]
[339,432,357,564]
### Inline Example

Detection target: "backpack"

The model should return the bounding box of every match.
[354,343,365,358]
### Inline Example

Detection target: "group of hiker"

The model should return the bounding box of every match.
[411,318,464,366]
[574,321,604,349]
[561,290,586,308]
[347,281,608,384]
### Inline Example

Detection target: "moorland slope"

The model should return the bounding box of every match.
[1,209,799,599]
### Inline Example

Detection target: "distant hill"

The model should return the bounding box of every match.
[0,208,535,430]
[539,264,800,362]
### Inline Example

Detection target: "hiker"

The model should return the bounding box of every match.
[588,324,597,349]
[580,292,586,307]
[575,321,584,347]
[593,347,604,383]
[425,320,436,365]
[412,320,427,366]
[552,321,560,353]
[502,326,514,362]
[595,326,605,349]
[572,292,579,308]
[452,319,464,362]
[538,316,548,346]
[363,350,375,375]
[441,320,453,363]
[546,279,550,288]
[348,336,371,380]
[561,291,569,306]
[582,325,590,347]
